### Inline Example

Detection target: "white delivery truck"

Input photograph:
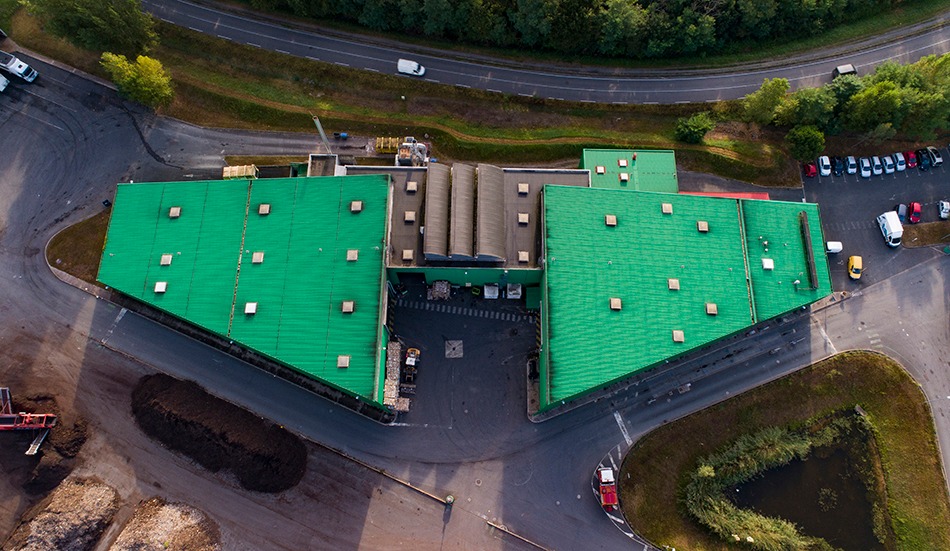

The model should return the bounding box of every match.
[396,59,425,77]
[877,211,903,248]
[0,51,37,82]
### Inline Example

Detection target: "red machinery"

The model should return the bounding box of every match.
[597,466,619,511]
[1,387,57,455]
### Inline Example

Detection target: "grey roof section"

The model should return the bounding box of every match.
[449,163,475,260]
[503,168,590,268]
[345,166,426,266]
[475,164,506,262]
[423,163,450,260]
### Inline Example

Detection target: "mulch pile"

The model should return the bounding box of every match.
[131,373,307,493]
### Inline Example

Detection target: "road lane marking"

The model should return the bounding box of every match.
[815,319,838,354]
[613,411,633,446]
[101,308,127,345]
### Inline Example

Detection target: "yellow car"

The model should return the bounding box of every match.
[848,256,863,280]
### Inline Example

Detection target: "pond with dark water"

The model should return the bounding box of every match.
[731,447,883,551]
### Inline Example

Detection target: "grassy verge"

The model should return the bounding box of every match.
[620,351,950,550]
[902,220,950,247]
[46,209,112,284]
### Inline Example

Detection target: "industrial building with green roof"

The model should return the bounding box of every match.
[97,175,391,407]
[538,186,831,410]
[580,149,678,193]
[96,148,832,419]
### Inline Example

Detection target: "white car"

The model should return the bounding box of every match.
[818,155,832,177]
[846,156,857,175]
[894,152,906,171]
[396,59,426,77]
[939,200,950,219]
[859,157,871,178]
[882,155,895,174]
[871,156,883,176]
[927,146,943,167]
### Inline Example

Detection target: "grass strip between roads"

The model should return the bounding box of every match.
[5,5,798,185]
[620,350,950,550]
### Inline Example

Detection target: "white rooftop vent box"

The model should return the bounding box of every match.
[618,159,628,167]
[609,297,622,311]
[244,302,258,315]
[668,278,680,291]
[346,249,359,261]
[402,249,414,261]
[662,203,673,215]
[605,214,617,227]
[406,180,418,193]
[258,203,271,215]
[484,283,500,299]
[160,254,173,266]
[518,182,530,195]
[619,172,629,182]
[252,251,265,264]
[168,206,181,218]
[518,212,530,225]
[518,250,530,263]
[341,300,355,313]
[350,200,363,213]
[507,284,523,299]
[337,355,350,368]
[154,281,167,293]
[762,258,774,270]
[706,302,718,315]
[697,220,709,233]
[596,166,606,175]
[672,330,685,343]
[404,210,416,223]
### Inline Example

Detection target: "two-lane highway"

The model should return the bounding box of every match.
[144,0,950,103]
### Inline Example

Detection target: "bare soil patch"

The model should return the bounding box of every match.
[111,497,220,551]
[131,373,307,493]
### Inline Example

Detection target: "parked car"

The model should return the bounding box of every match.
[848,255,863,280]
[905,150,917,169]
[859,157,871,178]
[894,152,906,171]
[939,200,950,219]
[882,155,895,174]
[916,149,931,171]
[818,155,832,177]
[832,156,844,176]
[908,201,922,224]
[846,156,858,175]
[926,146,943,167]
[871,156,883,176]
[803,162,817,178]
[894,203,907,223]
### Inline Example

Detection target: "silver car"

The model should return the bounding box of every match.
[859,157,871,178]
[871,156,883,176]
[882,155,895,174]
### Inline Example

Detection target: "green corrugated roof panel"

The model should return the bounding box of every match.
[740,200,832,320]
[580,149,678,192]
[98,176,390,405]
[542,187,752,405]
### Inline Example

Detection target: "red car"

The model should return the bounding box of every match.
[904,150,918,169]
[908,202,922,224]
[803,162,817,178]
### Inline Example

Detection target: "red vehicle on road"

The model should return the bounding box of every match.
[597,466,619,511]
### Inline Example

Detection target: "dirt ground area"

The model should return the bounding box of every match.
[131,373,307,493]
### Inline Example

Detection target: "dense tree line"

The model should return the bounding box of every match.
[250,0,897,58]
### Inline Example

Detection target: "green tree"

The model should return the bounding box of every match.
[598,0,648,57]
[742,78,789,125]
[785,125,824,161]
[26,0,156,56]
[100,53,173,108]
[775,87,837,130]
[845,80,904,132]
[674,112,716,144]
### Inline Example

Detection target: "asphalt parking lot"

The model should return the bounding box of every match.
[804,151,950,289]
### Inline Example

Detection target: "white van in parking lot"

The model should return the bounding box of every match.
[397,59,425,77]
[877,211,903,248]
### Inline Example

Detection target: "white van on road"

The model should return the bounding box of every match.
[397,59,425,77]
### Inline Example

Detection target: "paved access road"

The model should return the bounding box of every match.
[144,0,950,103]
[2,54,948,550]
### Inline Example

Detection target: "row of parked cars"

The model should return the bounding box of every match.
[804,146,945,178]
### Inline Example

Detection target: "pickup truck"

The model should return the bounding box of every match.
[0,51,37,82]
[597,466,619,511]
